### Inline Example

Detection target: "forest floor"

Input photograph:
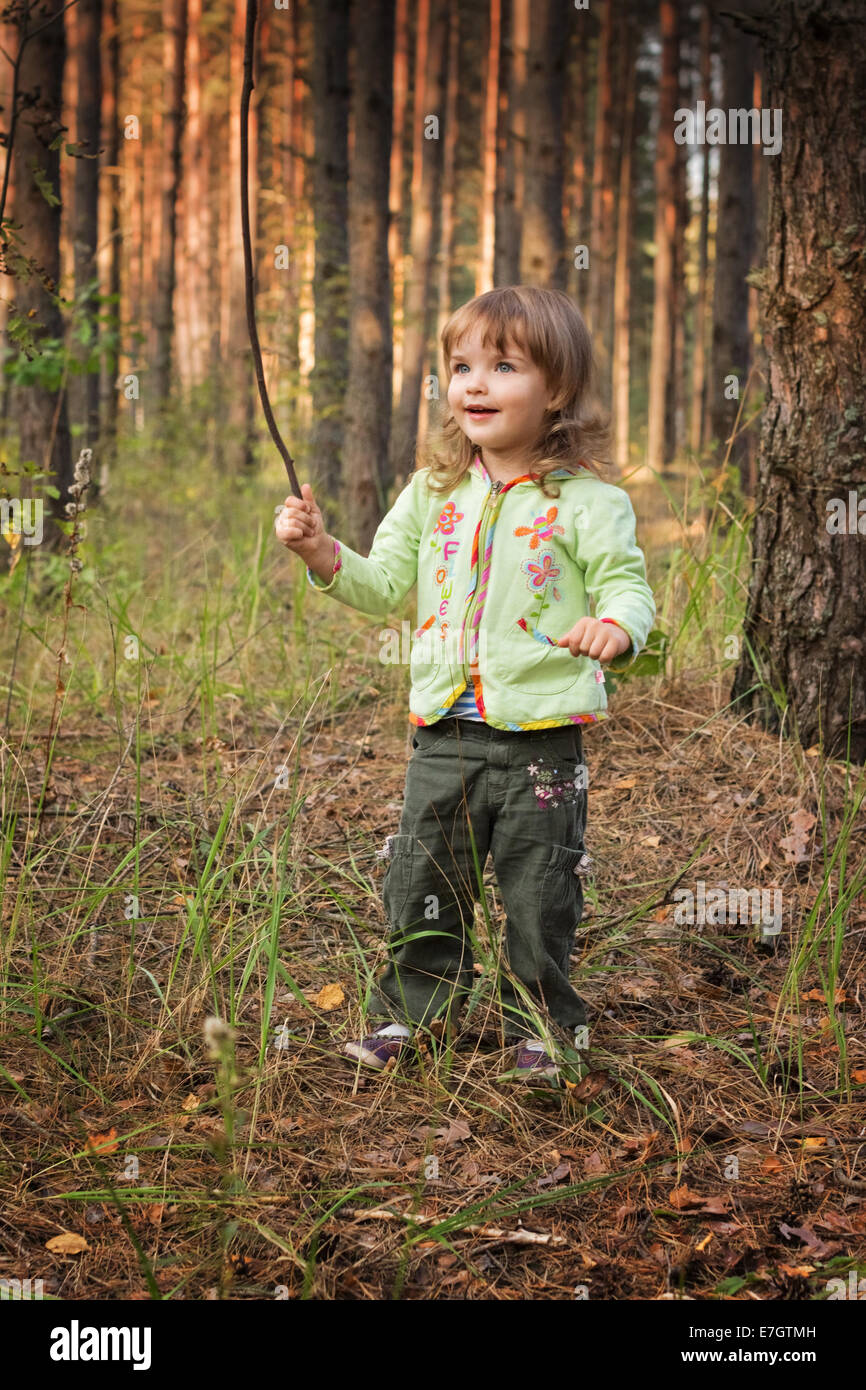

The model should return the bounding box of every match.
[2,673,865,1301]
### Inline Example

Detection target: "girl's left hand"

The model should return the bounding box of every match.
[557,617,631,663]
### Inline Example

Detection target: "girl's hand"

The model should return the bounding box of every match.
[274,483,325,558]
[557,617,631,663]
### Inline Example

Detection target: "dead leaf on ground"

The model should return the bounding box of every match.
[86,1127,119,1154]
[779,809,816,864]
[45,1232,90,1255]
[313,982,344,1011]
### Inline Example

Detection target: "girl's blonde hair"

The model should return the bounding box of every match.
[418,285,612,499]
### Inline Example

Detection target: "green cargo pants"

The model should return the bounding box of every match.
[367,717,590,1044]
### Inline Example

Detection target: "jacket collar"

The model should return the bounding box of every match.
[471,451,582,485]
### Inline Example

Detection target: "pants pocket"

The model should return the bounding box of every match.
[538,842,587,935]
[381,832,416,924]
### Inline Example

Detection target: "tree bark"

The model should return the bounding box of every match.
[708,4,756,490]
[153,0,187,412]
[564,14,589,311]
[389,0,447,481]
[12,0,72,544]
[689,0,712,456]
[494,0,526,287]
[310,0,350,519]
[475,0,500,295]
[344,0,395,547]
[519,0,567,289]
[730,0,866,762]
[98,0,121,487]
[70,0,102,451]
[612,0,637,473]
[388,0,410,400]
[644,0,678,475]
[587,0,615,383]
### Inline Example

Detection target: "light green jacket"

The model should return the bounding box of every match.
[305,455,656,732]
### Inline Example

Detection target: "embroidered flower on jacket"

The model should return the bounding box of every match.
[513,506,565,550]
[433,501,464,536]
[521,551,562,601]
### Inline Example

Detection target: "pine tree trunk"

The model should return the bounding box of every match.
[645,0,678,476]
[612,1,636,473]
[730,0,866,762]
[344,0,395,547]
[389,0,410,400]
[587,0,614,383]
[389,0,447,480]
[519,0,567,289]
[708,6,756,489]
[310,0,350,517]
[494,0,526,286]
[12,0,72,544]
[223,0,255,471]
[564,19,589,311]
[689,0,712,456]
[182,0,205,389]
[476,0,500,295]
[71,0,102,450]
[99,0,121,487]
[153,0,187,412]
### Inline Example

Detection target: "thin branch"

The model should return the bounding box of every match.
[241,0,300,495]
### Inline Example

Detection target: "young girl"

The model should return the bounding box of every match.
[275,286,655,1083]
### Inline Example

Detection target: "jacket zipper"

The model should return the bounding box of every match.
[461,478,504,684]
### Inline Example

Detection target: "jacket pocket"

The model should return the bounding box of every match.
[507,618,600,696]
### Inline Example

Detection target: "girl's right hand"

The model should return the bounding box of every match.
[274,482,325,557]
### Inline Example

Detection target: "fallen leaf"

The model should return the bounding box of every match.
[779,809,816,864]
[641,835,661,848]
[86,1127,119,1154]
[181,1094,199,1113]
[614,776,637,789]
[46,1232,90,1255]
[313,982,344,1011]
[777,1263,814,1278]
[563,1070,609,1103]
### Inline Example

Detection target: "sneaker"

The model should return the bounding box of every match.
[511,1037,560,1082]
[342,1023,413,1070]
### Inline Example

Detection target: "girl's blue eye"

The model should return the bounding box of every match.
[452,361,514,372]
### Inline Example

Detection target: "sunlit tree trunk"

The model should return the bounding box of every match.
[154,0,187,412]
[389,0,447,480]
[494,0,527,286]
[587,0,614,382]
[645,0,678,475]
[475,0,500,295]
[345,0,395,546]
[612,1,636,472]
[689,0,712,457]
[519,0,567,289]
[70,0,102,450]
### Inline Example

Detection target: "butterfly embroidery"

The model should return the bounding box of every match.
[521,552,562,601]
[513,506,565,550]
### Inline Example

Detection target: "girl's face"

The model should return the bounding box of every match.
[446,326,556,467]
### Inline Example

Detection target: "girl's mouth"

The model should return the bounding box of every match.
[466,407,498,417]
